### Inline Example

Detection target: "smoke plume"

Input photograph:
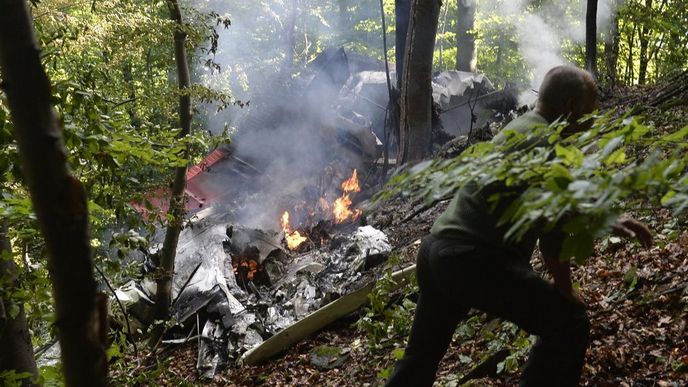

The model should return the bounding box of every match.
[490,0,618,104]
[185,0,382,230]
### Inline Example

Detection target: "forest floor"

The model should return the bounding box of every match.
[126,88,688,386]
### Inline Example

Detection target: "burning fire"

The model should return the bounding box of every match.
[233,257,259,282]
[319,197,330,210]
[333,169,362,224]
[280,169,362,250]
[281,211,308,250]
[341,169,361,193]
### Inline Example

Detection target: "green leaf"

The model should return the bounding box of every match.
[555,144,584,166]
[662,125,688,142]
[661,190,676,205]
[628,119,651,140]
[545,163,573,191]
[391,348,405,360]
[604,148,627,165]
[560,232,595,264]
[623,266,638,290]
[548,163,573,179]
[600,136,624,158]
[377,367,392,380]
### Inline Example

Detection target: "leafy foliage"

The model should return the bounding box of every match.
[0,0,234,351]
[378,112,688,263]
[1,0,686,384]
[0,370,35,387]
[357,257,419,349]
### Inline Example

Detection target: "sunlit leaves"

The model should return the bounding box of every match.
[0,0,236,352]
[555,144,585,167]
[662,125,688,142]
[378,111,688,263]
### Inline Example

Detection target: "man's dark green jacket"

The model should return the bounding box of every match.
[430,111,563,263]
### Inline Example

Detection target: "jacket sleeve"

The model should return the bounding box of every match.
[538,225,567,260]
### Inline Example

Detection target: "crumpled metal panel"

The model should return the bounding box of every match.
[114,204,392,380]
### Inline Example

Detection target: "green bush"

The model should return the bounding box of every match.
[378,112,688,263]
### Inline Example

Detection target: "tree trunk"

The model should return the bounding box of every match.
[604,3,620,87]
[151,0,193,344]
[648,0,668,81]
[0,2,107,386]
[495,35,504,70]
[395,0,412,89]
[282,0,298,79]
[122,62,140,128]
[337,0,349,44]
[398,0,441,163]
[637,0,653,85]
[626,24,636,84]
[0,226,38,386]
[456,0,477,72]
[585,0,599,79]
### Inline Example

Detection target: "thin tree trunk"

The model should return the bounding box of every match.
[438,2,448,70]
[303,30,309,67]
[456,0,477,72]
[388,0,413,161]
[146,48,153,88]
[395,0,412,89]
[604,2,620,87]
[122,62,140,128]
[585,0,599,78]
[399,0,441,163]
[647,31,665,82]
[637,0,653,85]
[337,0,348,44]
[0,226,38,386]
[151,0,193,345]
[645,0,667,83]
[282,0,298,79]
[0,2,107,386]
[626,24,636,84]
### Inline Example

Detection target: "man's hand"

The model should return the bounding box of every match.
[612,215,653,248]
[542,253,586,307]
[558,286,586,307]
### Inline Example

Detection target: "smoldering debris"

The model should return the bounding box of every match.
[110,206,392,378]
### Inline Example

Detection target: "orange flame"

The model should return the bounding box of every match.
[319,197,330,210]
[333,195,356,223]
[341,169,361,193]
[233,257,259,281]
[281,211,307,250]
[333,169,362,224]
[279,170,362,249]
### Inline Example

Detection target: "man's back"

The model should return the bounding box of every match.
[430,111,549,262]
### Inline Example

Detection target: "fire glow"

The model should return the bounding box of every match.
[233,256,259,282]
[281,211,308,250]
[281,169,363,250]
[333,169,362,224]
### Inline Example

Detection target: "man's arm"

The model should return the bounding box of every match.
[539,214,652,306]
[612,215,653,248]
[542,253,584,306]
[539,227,584,306]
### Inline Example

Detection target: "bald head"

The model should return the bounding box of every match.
[535,66,599,131]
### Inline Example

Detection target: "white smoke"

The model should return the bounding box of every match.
[180,0,383,230]
[491,0,618,104]
[517,14,567,101]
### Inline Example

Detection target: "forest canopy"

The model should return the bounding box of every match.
[0,0,686,385]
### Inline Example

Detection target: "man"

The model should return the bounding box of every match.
[386,66,653,387]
